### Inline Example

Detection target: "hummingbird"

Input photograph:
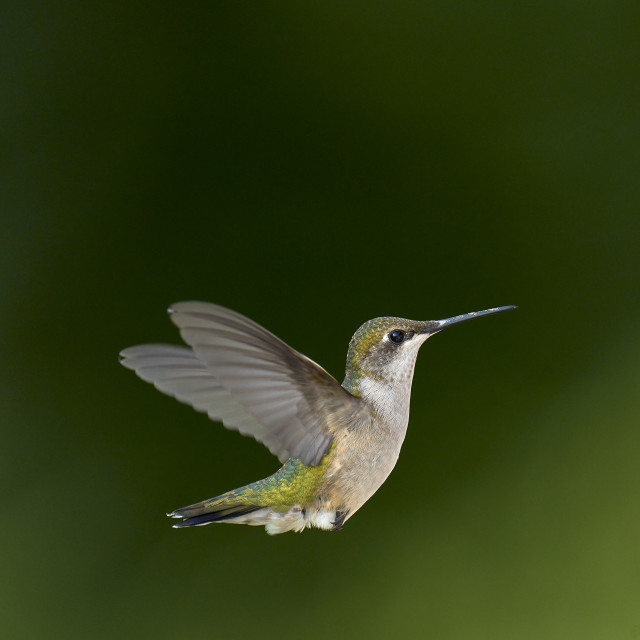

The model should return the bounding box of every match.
[120,301,515,535]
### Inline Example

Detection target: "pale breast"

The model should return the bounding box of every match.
[318,410,406,519]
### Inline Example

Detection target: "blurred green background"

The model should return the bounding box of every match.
[3,2,640,638]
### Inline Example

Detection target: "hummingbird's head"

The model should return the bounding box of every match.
[342,306,517,397]
[343,317,436,394]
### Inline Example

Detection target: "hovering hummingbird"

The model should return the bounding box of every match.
[120,301,515,535]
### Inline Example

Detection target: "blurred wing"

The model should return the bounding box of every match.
[120,302,359,465]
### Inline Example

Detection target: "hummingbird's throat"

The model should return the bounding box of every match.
[356,373,413,432]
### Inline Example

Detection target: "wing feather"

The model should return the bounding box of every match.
[121,302,361,465]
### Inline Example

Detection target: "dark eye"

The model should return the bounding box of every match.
[389,330,405,344]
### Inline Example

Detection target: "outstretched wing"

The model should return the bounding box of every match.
[120,301,359,465]
[119,344,281,451]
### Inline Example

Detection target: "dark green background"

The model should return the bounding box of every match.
[3,2,639,638]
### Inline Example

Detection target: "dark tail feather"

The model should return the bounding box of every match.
[168,499,264,528]
[171,505,264,529]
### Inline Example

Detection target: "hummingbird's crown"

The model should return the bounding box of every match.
[348,317,409,361]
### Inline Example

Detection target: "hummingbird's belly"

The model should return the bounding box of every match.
[318,426,404,519]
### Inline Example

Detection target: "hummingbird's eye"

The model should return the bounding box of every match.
[388,330,405,344]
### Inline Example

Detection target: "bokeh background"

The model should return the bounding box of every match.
[3,2,640,639]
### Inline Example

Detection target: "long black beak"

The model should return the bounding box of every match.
[422,305,517,335]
